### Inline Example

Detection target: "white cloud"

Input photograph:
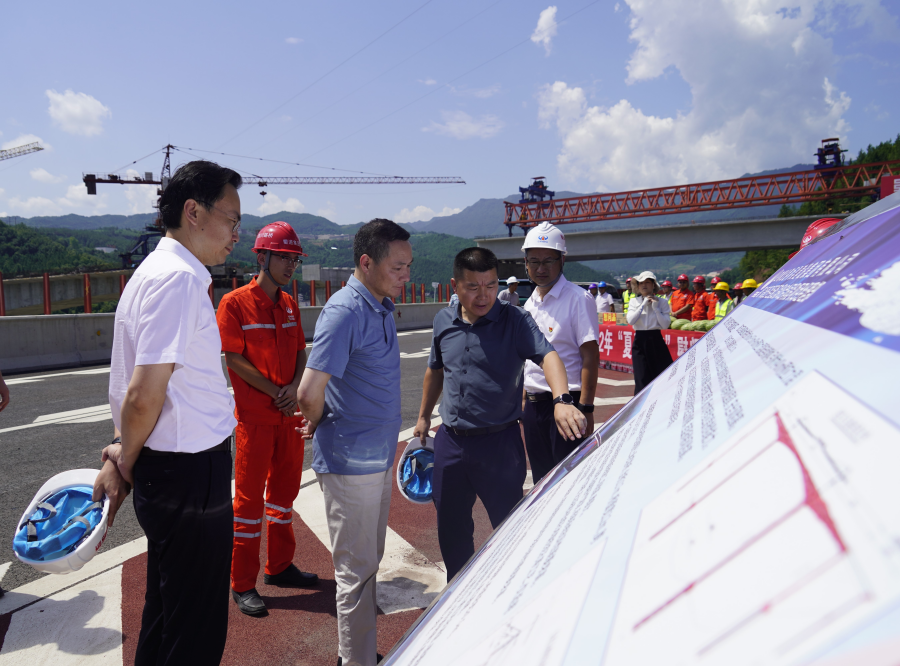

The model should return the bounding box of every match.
[30,167,65,184]
[1,134,50,151]
[537,0,868,193]
[123,169,158,214]
[6,182,108,216]
[317,202,336,219]
[418,78,438,86]
[395,205,462,224]
[257,194,305,216]
[286,37,302,44]
[46,89,111,137]
[423,111,504,139]
[0,188,5,198]
[450,84,502,98]
[531,6,558,56]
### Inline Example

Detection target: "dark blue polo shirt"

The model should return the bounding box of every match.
[428,300,554,429]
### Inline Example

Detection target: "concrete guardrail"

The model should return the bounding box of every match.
[0,302,447,374]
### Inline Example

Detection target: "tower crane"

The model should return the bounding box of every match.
[83,145,466,267]
[0,142,44,162]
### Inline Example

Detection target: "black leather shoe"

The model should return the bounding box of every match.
[264,563,319,588]
[231,587,267,616]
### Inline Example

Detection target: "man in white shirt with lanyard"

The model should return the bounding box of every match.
[93,161,242,666]
[521,222,600,484]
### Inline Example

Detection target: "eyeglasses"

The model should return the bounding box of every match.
[525,258,561,268]
[202,202,241,235]
[271,253,302,266]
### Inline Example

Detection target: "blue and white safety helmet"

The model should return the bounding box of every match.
[396,436,435,504]
[14,469,110,574]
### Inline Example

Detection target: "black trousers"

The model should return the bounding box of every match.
[432,423,526,581]
[522,399,590,485]
[632,329,673,395]
[133,450,233,666]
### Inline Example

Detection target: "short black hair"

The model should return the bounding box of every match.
[158,160,242,231]
[453,247,498,281]
[353,218,410,266]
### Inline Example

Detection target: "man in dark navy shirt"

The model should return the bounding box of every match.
[414,247,586,581]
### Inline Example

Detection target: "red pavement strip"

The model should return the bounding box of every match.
[0,372,633,666]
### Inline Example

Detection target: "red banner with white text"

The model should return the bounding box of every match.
[598,324,705,371]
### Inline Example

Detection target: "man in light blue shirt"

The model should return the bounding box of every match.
[296,219,412,666]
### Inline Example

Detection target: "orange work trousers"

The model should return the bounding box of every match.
[232,421,305,593]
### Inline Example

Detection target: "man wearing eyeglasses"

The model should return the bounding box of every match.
[92,161,242,665]
[521,222,599,484]
[216,222,319,617]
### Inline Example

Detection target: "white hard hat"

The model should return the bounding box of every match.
[506,276,519,284]
[636,270,658,284]
[14,469,110,574]
[521,222,567,255]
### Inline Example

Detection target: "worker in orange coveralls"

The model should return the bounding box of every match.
[691,275,714,321]
[217,221,319,617]
[669,273,695,321]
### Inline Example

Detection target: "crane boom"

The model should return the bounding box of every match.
[83,174,465,188]
[0,142,44,162]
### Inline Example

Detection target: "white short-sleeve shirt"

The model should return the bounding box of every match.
[109,237,237,453]
[524,274,599,392]
[595,292,614,313]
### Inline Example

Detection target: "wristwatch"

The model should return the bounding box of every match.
[551,393,575,407]
[577,403,595,414]
[111,436,122,445]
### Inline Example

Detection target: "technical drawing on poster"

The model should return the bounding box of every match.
[604,370,900,666]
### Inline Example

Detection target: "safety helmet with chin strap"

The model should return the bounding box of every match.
[253,222,307,285]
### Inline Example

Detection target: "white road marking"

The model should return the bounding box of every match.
[0,567,123,664]
[594,396,633,406]
[396,329,433,337]
[400,347,431,359]
[5,367,111,386]
[0,405,112,433]
[596,377,635,387]
[0,562,11,586]
[0,537,147,617]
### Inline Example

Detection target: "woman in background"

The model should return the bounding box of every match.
[626,271,673,395]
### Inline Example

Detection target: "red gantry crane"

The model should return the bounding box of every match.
[504,140,900,235]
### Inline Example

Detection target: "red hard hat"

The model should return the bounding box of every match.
[253,221,307,256]
[661,280,672,287]
[625,277,632,282]
[799,218,841,250]
[692,275,706,283]
[677,274,689,281]
[710,276,721,284]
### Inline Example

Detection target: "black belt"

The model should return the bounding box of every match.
[446,421,518,437]
[141,437,232,457]
[526,390,582,403]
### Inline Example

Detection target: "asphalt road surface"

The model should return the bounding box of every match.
[0,328,437,592]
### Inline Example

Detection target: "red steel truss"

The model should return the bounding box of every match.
[503,160,900,230]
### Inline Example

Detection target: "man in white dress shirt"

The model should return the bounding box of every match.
[497,275,521,306]
[521,222,596,484]
[93,161,242,666]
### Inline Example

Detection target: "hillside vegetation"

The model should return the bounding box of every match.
[0,220,118,276]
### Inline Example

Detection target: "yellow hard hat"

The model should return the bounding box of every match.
[714,282,730,291]
[742,278,758,289]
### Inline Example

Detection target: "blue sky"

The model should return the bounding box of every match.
[1,0,898,228]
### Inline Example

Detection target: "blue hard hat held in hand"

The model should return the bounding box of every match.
[13,469,110,574]
[397,437,436,504]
